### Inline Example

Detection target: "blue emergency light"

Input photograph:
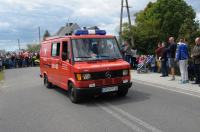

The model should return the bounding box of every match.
[74,29,106,35]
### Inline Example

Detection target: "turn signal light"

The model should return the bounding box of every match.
[76,74,82,81]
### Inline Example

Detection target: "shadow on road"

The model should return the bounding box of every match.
[51,86,151,106]
[83,90,151,107]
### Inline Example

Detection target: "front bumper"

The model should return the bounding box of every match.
[75,82,132,96]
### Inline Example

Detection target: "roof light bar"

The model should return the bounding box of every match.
[74,29,106,35]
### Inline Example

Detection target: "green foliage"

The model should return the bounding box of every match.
[122,0,200,54]
[0,71,4,81]
[26,44,40,52]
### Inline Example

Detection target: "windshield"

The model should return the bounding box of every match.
[72,38,122,61]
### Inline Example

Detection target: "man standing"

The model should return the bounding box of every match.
[167,37,177,80]
[131,47,137,69]
[176,38,189,84]
[0,57,2,71]
[124,41,132,65]
[191,37,200,85]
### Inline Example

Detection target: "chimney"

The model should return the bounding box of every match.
[66,23,73,27]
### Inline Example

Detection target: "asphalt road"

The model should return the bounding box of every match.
[0,67,200,132]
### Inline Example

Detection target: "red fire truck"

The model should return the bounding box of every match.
[40,29,132,103]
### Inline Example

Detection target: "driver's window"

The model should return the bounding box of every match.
[62,41,68,61]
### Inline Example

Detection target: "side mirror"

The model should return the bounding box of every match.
[67,59,72,64]
[62,52,67,61]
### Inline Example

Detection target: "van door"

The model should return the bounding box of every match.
[51,42,61,85]
[59,40,72,89]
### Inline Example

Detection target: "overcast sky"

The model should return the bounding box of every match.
[0,0,199,51]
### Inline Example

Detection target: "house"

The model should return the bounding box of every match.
[87,26,99,30]
[55,23,81,36]
[0,50,5,57]
[55,23,100,36]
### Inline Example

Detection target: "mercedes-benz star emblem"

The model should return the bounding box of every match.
[105,71,111,78]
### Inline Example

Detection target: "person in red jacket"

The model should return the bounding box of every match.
[155,42,163,73]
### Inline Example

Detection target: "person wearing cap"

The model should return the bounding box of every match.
[176,38,189,84]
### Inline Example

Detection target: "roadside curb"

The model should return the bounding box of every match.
[132,79,200,98]
[0,80,4,87]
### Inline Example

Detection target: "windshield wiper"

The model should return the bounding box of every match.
[75,56,92,58]
[97,55,110,58]
[111,57,121,60]
[97,55,121,60]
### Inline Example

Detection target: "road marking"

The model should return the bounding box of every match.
[107,103,163,132]
[97,103,145,132]
[132,80,200,99]
[97,103,163,132]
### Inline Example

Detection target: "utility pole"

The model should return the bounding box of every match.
[17,39,21,51]
[125,0,132,29]
[38,26,41,44]
[119,0,124,46]
[119,0,134,47]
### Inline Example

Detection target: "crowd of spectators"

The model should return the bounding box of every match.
[154,37,200,86]
[0,51,40,71]
[122,37,200,86]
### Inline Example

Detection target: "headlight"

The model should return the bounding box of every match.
[82,73,91,80]
[75,73,91,81]
[123,70,129,76]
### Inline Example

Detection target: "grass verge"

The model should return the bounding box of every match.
[0,71,4,81]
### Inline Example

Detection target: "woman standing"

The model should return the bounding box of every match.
[160,42,168,77]
[155,42,163,73]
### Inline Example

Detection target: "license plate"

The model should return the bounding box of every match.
[102,86,118,93]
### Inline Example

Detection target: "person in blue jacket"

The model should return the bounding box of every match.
[176,38,189,84]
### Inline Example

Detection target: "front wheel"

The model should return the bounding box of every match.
[68,83,81,103]
[117,89,129,97]
[44,75,52,89]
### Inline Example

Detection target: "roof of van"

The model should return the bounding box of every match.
[42,35,115,42]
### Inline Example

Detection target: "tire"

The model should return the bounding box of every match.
[68,83,80,103]
[117,89,128,97]
[44,75,52,89]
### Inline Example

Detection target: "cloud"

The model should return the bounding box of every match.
[0,21,10,29]
[0,0,200,51]
[196,13,200,21]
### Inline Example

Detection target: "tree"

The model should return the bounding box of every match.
[43,30,51,40]
[26,44,40,52]
[122,0,200,54]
